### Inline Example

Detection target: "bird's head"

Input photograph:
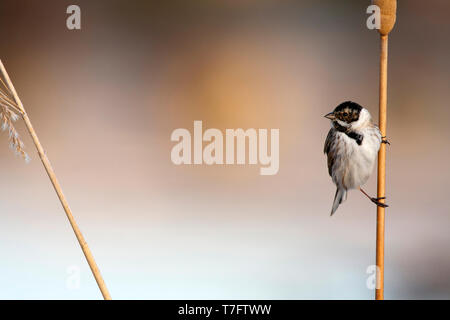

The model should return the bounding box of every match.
[324,101,368,129]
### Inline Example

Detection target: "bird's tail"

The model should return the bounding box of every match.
[331,188,347,216]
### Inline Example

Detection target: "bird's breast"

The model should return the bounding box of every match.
[334,128,381,189]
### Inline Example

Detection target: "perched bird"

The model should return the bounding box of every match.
[324,101,389,216]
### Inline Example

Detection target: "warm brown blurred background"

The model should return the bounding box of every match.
[0,0,449,299]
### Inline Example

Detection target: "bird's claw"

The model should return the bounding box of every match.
[381,136,391,145]
[371,197,389,208]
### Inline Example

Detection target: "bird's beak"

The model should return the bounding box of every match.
[324,112,335,120]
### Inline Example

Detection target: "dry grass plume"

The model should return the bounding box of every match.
[0,75,29,161]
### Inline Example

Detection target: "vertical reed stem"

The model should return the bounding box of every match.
[376,34,388,300]
[0,60,111,300]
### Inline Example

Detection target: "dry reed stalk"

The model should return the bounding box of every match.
[0,60,111,300]
[372,0,397,300]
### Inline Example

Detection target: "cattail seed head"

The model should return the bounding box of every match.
[372,0,397,36]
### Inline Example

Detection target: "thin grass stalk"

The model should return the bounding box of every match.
[0,60,111,300]
[376,34,388,300]
[373,0,397,300]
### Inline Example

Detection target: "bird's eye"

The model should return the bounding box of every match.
[343,112,348,117]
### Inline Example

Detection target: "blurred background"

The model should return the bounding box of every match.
[0,0,449,299]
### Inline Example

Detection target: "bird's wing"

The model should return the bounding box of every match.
[324,128,337,177]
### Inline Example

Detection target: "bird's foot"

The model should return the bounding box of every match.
[381,136,391,145]
[371,197,389,208]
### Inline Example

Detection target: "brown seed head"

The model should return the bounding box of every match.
[372,0,397,36]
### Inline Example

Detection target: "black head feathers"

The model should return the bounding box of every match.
[333,101,363,123]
